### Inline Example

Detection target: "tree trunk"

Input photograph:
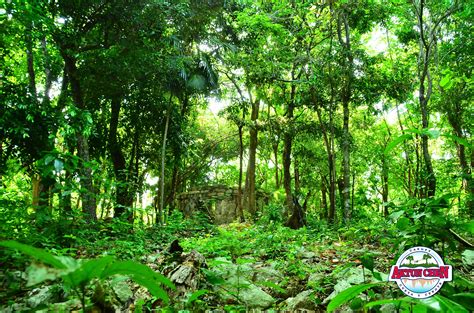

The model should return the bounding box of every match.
[283,83,296,217]
[245,99,259,216]
[337,12,353,223]
[26,24,55,222]
[294,158,300,195]
[25,24,37,98]
[314,96,336,222]
[159,100,172,224]
[0,136,3,186]
[41,35,52,106]
[61,51,96,221]
[395,104,414,197]
[283,129,293,213]
[382,154,389,217]
[167,161,180,215]
[342,101,351,222]
[414,0,437,198]
[420,92,436,197]
[448,115,473,217]
[321,178,328,219]
[238,122,245,222]
[273,141,279,189]
[109,97,133,219]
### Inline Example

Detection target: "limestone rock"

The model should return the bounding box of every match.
[26,285,61,309]
[283,290,315,310]
[253,263,284,285]
[209,257,275,308]
[219,276,275,308]
[112,279,133,303]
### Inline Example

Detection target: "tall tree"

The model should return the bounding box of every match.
[410,0,458,198]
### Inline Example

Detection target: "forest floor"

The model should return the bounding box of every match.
[1,212,473,312]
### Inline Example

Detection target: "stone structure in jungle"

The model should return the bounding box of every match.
[177,185,269,224]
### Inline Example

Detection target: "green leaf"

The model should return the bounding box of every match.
[236,257,254,265]
[134,299,145,313]
[384,134,412,155]
[0,241,67,269]
[442,134,472,149]
[364,297,414,309]
[258,281,286,293]
[44,155,55,165]
[349,297,363,310]
[202,268,226,285]
[451,293,474,311]
[425,129,440,139]
[413,303,429,313]
[54,159,64,172]
[372,271,383,281]
[187,289,208,304]
[419,295,469,312]
[100,260,175,303]
[327,283,384,312]
[361,254,374,272]
[396,217,410,231]
[389,210,405,221]
[187,74,206,90]
[440,74,454,89]
[63,256,115,288]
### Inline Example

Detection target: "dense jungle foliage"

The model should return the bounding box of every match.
[0,0,473,311]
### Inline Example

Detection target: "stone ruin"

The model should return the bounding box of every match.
[177,185,269,224]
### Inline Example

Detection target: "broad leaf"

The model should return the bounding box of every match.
[419,295,469,312]
[101,260,175,303]
[384,134,412,155]
[187,289,209,304]
[63,256,115,288]
[442,134,472,148]
[258,281,286,293]
[0,241,67,269]
[327,282,384,312]
[364,297,414,309]
[451,293,474,311]
[361,254,374,272]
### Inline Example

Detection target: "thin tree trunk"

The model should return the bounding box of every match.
[61,51,96,221]
[337,12,353,223]
[273,141,279,189]
[448,115,473,217]
[167,161,179,215]
[382,155,389,216]
[41,35,52,106]
[245,99,259,216]
[282,128,293,213]
[314,97,336,222]
[420,88,436,197]
[294,158,300,195]
[351,173,355,216]
[26,24,37,98]
[321,178,328,219]
[414,0,437,198]
[414,134,421,198]
[238,121,245,222]
[395,104,414,196]
[109,97,133,219]
[26,24,54,219]
[283,83,296,217]
[159,100,172,224]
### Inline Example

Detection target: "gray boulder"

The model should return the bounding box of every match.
[283,290,316,310]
